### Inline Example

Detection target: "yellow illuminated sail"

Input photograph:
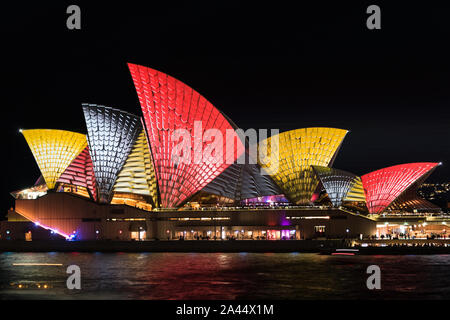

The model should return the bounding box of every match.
[22,129,87,189]
[258,127,348,204]
[343,177,366,202]
[113,129,158,207]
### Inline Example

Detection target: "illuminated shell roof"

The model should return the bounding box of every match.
[258,128,348,204]
[82,104,141,203]
[22,129,87,189]
[128,63,245,208]
[361,162,440,214]
[113,129,158,206]
[312,166,362,207]
[57,146,98,201]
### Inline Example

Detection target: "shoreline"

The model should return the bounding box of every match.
[1,239,450,255]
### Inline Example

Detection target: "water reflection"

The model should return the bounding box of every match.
[1,252,450,299]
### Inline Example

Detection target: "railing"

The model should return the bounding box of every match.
[165,206,342,212]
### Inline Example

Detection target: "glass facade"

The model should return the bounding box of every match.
[128,63,245,208]
[361,162,440,214]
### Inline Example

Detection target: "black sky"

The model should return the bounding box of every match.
[1,1,449,215]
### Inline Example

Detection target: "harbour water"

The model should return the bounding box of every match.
[1,252,450,300]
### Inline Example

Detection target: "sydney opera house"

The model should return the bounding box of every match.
[0,63,447,241]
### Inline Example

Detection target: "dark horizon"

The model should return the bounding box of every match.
[2,1,450,215]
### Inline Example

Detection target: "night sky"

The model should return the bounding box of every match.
[1,1,449,216]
